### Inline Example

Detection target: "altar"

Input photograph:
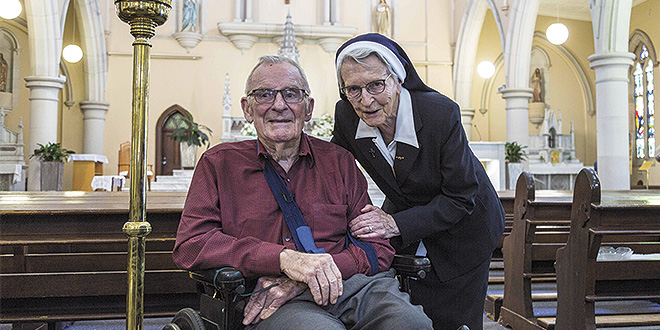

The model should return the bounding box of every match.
[0,109,25,191]
[526,108,585,190]
[470,142,506,191]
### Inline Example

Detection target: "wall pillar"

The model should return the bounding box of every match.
[24,75,66,191]
[80,101,110,155]
[501,87,533,146]
[461,108,475,140]
[589,52,634,190]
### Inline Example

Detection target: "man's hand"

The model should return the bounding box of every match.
[242,276,306,325]
[279,249,343,306]
[349,204,400,239]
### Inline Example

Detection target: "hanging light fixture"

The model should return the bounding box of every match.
[62,10,83,63]
[546,0,568,45]
[0,0,22,19]
[477,60,496,79]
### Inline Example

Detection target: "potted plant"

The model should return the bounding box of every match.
[170,115,213,169]
[30,142,75,191]
[505,141,526,190]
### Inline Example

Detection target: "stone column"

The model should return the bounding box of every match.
[461,108,475,140]
[25,75,66,191]
[589,52,634,190]
[501,87,533,147]
[80,101,110,155]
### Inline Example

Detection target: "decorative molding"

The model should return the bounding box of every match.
[217,21,357,53]
[107,52,203,60]
[174,31,203,53]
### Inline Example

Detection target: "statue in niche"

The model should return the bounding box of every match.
[0,53,8,92]
[181,0,197,32]
[531,68,543,103]
[376,0,391,37]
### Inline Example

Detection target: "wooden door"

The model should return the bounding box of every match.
[156,105,192,176]
[161,130,180,176]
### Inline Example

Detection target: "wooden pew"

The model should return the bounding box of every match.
[0,192,196,328]
[496,172,573,328]
[550,168,660,330]
[494,189,515,262]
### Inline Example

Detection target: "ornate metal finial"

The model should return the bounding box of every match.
[278,6,299,63]
[115,0,172,44]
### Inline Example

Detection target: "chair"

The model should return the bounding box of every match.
[163,254,433,330]
[118,141,154,191]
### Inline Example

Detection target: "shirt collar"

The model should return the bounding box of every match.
[354,87,418,149]
[257,133,315,168]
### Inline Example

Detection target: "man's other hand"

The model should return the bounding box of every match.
[279,249,343,306]
[242,276,306,325]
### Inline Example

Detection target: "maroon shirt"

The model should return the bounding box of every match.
[172,134,394,279]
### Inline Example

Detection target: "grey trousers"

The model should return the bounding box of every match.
[245,269,433,330]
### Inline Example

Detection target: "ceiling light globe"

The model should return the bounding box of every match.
[0,0,22,19]
[63,44,83,63]
[477,61,496,79]
[546,23,569,45]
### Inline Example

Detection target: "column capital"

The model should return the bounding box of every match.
[24,75,66,89]
[588,52,635,68]
[499,87,533,100]
[461,108,476,117]
[79,101,110,111]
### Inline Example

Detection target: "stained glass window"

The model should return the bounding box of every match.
[633,44,655,159]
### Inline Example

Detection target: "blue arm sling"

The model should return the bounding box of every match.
[262,158,379,276]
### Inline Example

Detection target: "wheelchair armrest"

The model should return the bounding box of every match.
[190,267,246,294]
[392,254,431,279]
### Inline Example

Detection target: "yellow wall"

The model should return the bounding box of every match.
[101,0,454,177]
[470,11,598,167]
[5,0,658,190]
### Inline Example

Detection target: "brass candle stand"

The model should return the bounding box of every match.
[114,1,171,329]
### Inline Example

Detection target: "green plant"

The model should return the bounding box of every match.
[241,121,257,136]
[311,113,335,137]
[170,115,213,149]
[31,142,75,162]
[505,142,527,163]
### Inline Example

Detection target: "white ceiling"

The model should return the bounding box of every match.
[537,0,649,22]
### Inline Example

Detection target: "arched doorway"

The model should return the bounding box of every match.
[155,105,192,176]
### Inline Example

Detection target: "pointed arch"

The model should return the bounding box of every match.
[155,105,193,176]
[629,29,657,65]
[0,27,21,109]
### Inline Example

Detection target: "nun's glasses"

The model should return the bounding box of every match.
[341,74,392,99]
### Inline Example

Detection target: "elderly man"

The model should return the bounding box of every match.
[173,55,432,330]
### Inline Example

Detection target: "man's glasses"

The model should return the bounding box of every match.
[247,88,309,104]
[341,74,392,99]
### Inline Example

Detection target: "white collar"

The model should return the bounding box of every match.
[354,88,418,149]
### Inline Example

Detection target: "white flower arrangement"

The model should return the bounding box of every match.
[241,121,257,136]
[311,113,335,137]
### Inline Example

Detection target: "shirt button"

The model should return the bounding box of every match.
[285,237,291,242]
[286,178,290,182]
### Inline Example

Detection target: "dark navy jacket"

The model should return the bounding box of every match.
[332,90,505,281]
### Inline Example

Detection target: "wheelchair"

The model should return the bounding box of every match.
[163,254,435,330]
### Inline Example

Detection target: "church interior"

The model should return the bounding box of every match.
[1,0,660,329]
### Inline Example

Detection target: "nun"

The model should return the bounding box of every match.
[332,33,505,330]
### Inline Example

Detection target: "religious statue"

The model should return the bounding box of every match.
[531,68,543,103]
[181,0,197,32]
[376,0,391,37]
[0,53,8,92]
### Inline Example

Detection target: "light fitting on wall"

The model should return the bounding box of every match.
[477,61,495,79]
[62,13,83,63]
[0,0,22,19]
[546,0,568,45]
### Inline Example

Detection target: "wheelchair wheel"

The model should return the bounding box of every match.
[162,308,206,330]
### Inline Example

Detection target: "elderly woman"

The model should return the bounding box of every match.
[331,33,505,330]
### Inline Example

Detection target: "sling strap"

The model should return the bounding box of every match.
[262,156,378,275]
